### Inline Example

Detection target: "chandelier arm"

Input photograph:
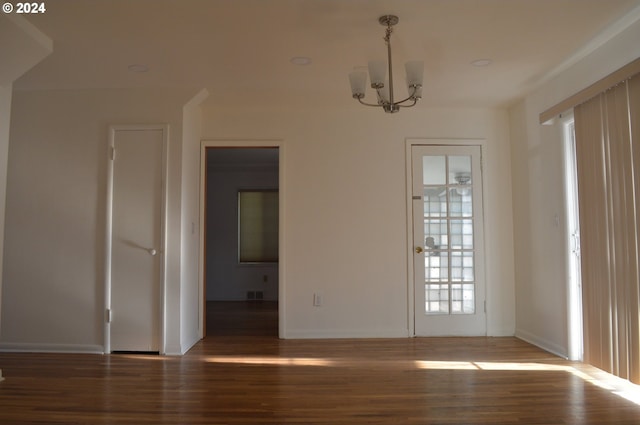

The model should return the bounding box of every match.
[389,84,420,106]
[393,95,419,105]
[396,98,418,108]
[375,88,387,105]
[357,98,384,108]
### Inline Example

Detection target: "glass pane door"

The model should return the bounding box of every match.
[412,145,486,336]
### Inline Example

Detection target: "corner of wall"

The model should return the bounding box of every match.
[0,14,52,85]
[0,84,12,328]
[515,328,568,359]
[0,12,51,342]
[180,88,209,350]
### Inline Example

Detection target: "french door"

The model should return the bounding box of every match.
[411,145,486,336]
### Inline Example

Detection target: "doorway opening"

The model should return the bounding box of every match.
[201,146,281,338]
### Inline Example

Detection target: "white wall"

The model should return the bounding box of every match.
[0,14,51,336]
[2,94,515,349]
[206,162,279,301]
[198,104,515,338]
[1,88,195,353]
[509,17,640,357]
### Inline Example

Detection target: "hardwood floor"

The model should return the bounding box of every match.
[1,302,640,424]
[206,301,278,337]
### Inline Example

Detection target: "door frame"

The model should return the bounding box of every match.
[561,115,583,361]
[104,124,169,354]
[198,139,285,339]
[405,138,487,336]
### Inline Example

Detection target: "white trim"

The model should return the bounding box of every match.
[284,329,409,339]
[404,142,415,336]
[199,139,285,338]
[0,342,104,354]
[405,138,488,337]
[160,126,169,355]
[104,131,114,353]
[561,114,583,362]
[105,124,169,354]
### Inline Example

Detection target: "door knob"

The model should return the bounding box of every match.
[415,246,424,254]
[148,249,157,256]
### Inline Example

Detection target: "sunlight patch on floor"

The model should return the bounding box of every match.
[205,356,335,367]
[199,354,640,406]
[415,360,640,406]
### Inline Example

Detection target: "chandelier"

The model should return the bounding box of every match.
[349,15,424,113]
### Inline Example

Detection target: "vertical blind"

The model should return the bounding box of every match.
[574,73,640,383]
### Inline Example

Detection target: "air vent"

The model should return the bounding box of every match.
[247,291,264,301]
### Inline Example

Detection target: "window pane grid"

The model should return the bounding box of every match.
[422,154,476,316]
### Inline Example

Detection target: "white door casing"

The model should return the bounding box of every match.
[409,143,486,336]
[105,125,167,353]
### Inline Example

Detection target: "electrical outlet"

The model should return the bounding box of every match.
[313,293,322,307]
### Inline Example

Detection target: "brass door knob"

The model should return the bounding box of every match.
[415,246,424,254]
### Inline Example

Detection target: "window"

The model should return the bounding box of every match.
[238,190,278,263]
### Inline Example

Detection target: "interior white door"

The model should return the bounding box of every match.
[108,127,165,352]
[412,145,486,336]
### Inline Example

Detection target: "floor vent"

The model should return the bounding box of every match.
[247,291,264,301]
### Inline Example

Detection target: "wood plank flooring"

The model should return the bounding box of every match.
[1,302,640,424]
[206,301,278,337]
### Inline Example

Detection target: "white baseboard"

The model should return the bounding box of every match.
[282,328,410,339]
[515,328,568,359]
[0,342,104,354]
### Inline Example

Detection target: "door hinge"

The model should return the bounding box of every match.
[106,309,112,323]
[110,147,116,160]
[484,300,487,313]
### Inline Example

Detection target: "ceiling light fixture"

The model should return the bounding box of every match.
[128,64,149,73]
[471,59,492,67]
[349,15,423,113]
[290,56,312,66]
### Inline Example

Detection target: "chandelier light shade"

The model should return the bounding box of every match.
[349,15,424,113]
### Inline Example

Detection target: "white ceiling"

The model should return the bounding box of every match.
[14,0,640,109]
